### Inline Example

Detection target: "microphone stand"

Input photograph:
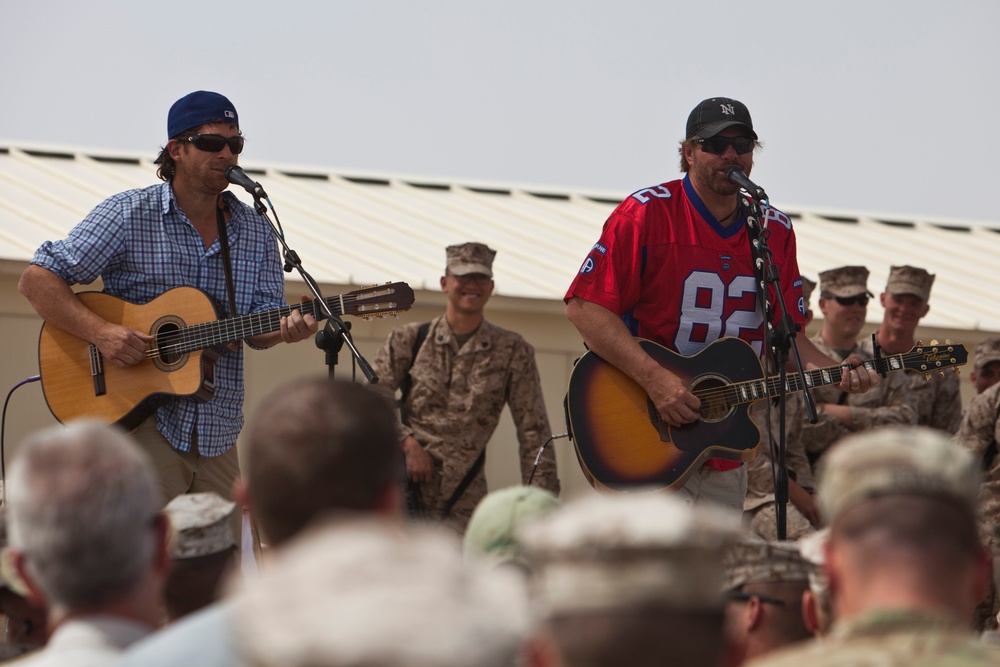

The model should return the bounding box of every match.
[740,190,816,541]
[247,193,378,384]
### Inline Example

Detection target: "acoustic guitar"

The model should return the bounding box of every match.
[37,282,414,428]
[565,336,967,492]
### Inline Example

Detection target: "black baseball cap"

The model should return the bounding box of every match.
[686,97,757,140]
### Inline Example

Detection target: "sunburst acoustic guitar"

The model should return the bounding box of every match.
[37,282,414,429]
[565,336,967,492]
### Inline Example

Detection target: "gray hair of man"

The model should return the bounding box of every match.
[7,420,162,610]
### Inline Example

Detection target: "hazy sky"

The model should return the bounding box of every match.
[3,1,997,224]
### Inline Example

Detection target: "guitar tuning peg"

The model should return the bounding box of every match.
[944,338,952,344]
[954,368,961,375]
[923,373,931,381]
[938,370,946,378]
[929,339,939,346]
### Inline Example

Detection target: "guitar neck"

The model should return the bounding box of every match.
[725,353,905,407]
[178,296,340,351]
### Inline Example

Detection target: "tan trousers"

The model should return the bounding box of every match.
[131,416,245,557]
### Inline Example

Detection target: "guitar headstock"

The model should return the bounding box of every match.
[342,282,416,319]
[902,341,968,378]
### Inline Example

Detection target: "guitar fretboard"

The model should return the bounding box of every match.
[694,346,962,417]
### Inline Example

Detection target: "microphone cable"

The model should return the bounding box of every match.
[528,433,569,486]
[1,375,41,504]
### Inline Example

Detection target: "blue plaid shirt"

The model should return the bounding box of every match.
[30,182,286,457]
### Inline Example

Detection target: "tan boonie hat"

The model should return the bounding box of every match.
[885,265,935,301]
[446,242,496,277]
[722,538,811,591]
[164,492,237,559]
[463,486,559,567]
[974,338,1000,370]
[817,426,980,524]
[519,492,740,617]
[818,266,872,299]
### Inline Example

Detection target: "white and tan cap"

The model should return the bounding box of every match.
[520,491,740,617]
[164,492,236,559]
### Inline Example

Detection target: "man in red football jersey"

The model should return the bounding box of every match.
[565,97,878,512]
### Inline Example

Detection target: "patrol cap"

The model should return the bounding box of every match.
[817,426,980,524]
[686,97,758,140]
[818,266,872,299]
[167,90,239,139]
[446,242,495,277]
[520,492,740,617]
[885,265,935,302]
[722,538,811,592]
[463,486,559,567]
[233,517,531,667]
[164,492,237,559]
[974,338,1000,369]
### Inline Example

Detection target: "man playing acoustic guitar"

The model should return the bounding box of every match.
[18,91,318,515]
[565,96,879,513]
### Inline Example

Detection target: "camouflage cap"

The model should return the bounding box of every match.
[818,266,872,299]
[463,486,559,567]
[885,265,935,301]
[817,426,980,524]
[519,492,740,617]
[722,538,811,592]
[974,337,1000,369]
[446,242,496,277]
[164,492,237,559]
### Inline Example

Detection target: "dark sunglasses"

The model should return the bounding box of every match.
[181,134,245,155]
[823,293,869,307]
[695,135,755,155]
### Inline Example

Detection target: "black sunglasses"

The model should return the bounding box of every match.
[823,293,869,307]
[181,134,245,155]
[694,135,755,155]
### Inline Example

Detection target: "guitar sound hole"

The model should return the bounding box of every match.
[691,375,731,423]
[151,316,189,371]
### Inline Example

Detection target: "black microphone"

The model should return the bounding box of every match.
[725,167,768,202]
[225,165,268,199]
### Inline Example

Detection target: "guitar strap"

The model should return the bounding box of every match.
[215,200,238,319]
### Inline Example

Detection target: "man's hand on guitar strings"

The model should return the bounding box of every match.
[838,353,880,394]
[647,368,701,427]
[279,295,319,344]
[95,323,153,368]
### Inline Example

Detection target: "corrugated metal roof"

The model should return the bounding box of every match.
[2,141,998,331]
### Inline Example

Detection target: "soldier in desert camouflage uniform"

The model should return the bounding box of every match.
[746,427,997,667]
[800,266,915,470]
[721,538,812,666]
[860,265,961,434]
[955,337,1000,631]
[372,243,559,533]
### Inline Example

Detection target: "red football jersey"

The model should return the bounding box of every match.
[566,175,806,473]
[566,175,805,356]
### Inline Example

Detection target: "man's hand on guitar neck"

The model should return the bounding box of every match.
[95,322,153,368]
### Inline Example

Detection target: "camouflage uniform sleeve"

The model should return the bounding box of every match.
[848,380,918,430]
[954,384,1000,460]
[370,323,422,442]
[507,338,560,495]
[929,371,963,435]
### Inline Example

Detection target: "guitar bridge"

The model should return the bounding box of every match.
[89,343,106,397]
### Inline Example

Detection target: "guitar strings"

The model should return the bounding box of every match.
[137,293,380,361]
[688,351,957,407]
